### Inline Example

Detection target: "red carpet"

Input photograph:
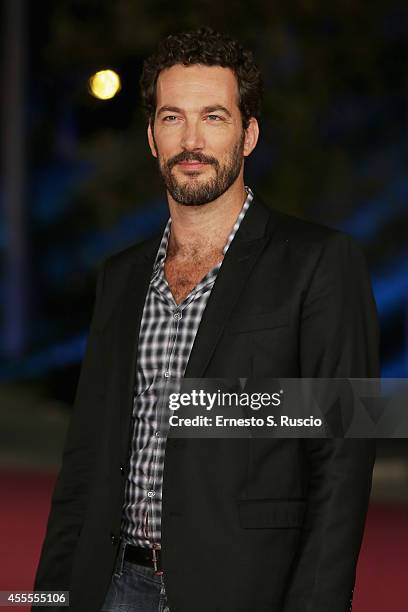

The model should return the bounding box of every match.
[0,469,58,612]
[1,467,407,611]
[353,502,408,611]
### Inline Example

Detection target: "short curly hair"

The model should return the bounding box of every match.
[140,27,263,130]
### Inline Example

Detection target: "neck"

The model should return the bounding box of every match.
[166,177,247,259]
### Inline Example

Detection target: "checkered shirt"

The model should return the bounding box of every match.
[120,187,253,548]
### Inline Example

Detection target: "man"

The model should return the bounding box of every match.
[34,28,379,612]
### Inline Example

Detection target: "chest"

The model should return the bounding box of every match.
[164,253,223,305]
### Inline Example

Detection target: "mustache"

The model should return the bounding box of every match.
[167,151,219,170]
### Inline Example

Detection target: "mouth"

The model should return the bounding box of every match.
[176,161,209,171]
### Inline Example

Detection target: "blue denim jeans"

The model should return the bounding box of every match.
[100,540,170,612]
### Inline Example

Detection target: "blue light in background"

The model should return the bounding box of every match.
[337,178,408,241]
[372,252,408,319]
[0,333,87,382]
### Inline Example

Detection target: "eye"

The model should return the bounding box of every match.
[206,114,223,121]
[163,115,179,122]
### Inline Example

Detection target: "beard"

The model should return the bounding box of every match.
[154,131,245,206]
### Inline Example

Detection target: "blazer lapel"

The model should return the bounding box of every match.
[116,236,161,459]
[184,196,272,378]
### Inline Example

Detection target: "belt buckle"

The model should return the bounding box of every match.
[152,544,163,576]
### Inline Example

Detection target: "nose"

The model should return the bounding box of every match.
[180,118,205,151]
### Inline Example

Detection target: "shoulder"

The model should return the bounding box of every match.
[105,232,162,270]
[91,232,162,307]
[95,232,163,287]
[247,196,370,288]
[256,198,363,262]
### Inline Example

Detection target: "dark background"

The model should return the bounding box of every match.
[2,1,407,388]
[0,1,407,607]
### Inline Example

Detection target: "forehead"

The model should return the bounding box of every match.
[155,64,239,111]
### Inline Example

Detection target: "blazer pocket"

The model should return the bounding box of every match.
[238,499,306,528]
[226,313,289,334]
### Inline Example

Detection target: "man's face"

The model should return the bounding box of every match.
[147,64,257,206]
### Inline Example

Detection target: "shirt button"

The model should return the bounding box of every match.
[164,371,170,378]
[173,310,182,321]
[155,431,161,438]
[147,490,156,498]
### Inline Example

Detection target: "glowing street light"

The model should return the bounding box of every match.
[88,69,121,100]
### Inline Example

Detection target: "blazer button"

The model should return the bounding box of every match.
[120,465,125,475]
[111,534,118,545]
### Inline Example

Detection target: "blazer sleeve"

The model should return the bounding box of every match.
[282,233,380,612]
[33,259,107,592]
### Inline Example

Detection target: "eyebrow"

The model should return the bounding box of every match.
[157,105,232,118]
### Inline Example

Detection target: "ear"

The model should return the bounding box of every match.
[243,117,259,157]
[147,121,158,158]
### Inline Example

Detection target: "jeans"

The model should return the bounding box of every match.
[100,540,170,612]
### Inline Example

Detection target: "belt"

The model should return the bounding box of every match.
[124,543,163,576]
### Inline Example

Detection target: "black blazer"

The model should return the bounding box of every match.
[33,195,380,612]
